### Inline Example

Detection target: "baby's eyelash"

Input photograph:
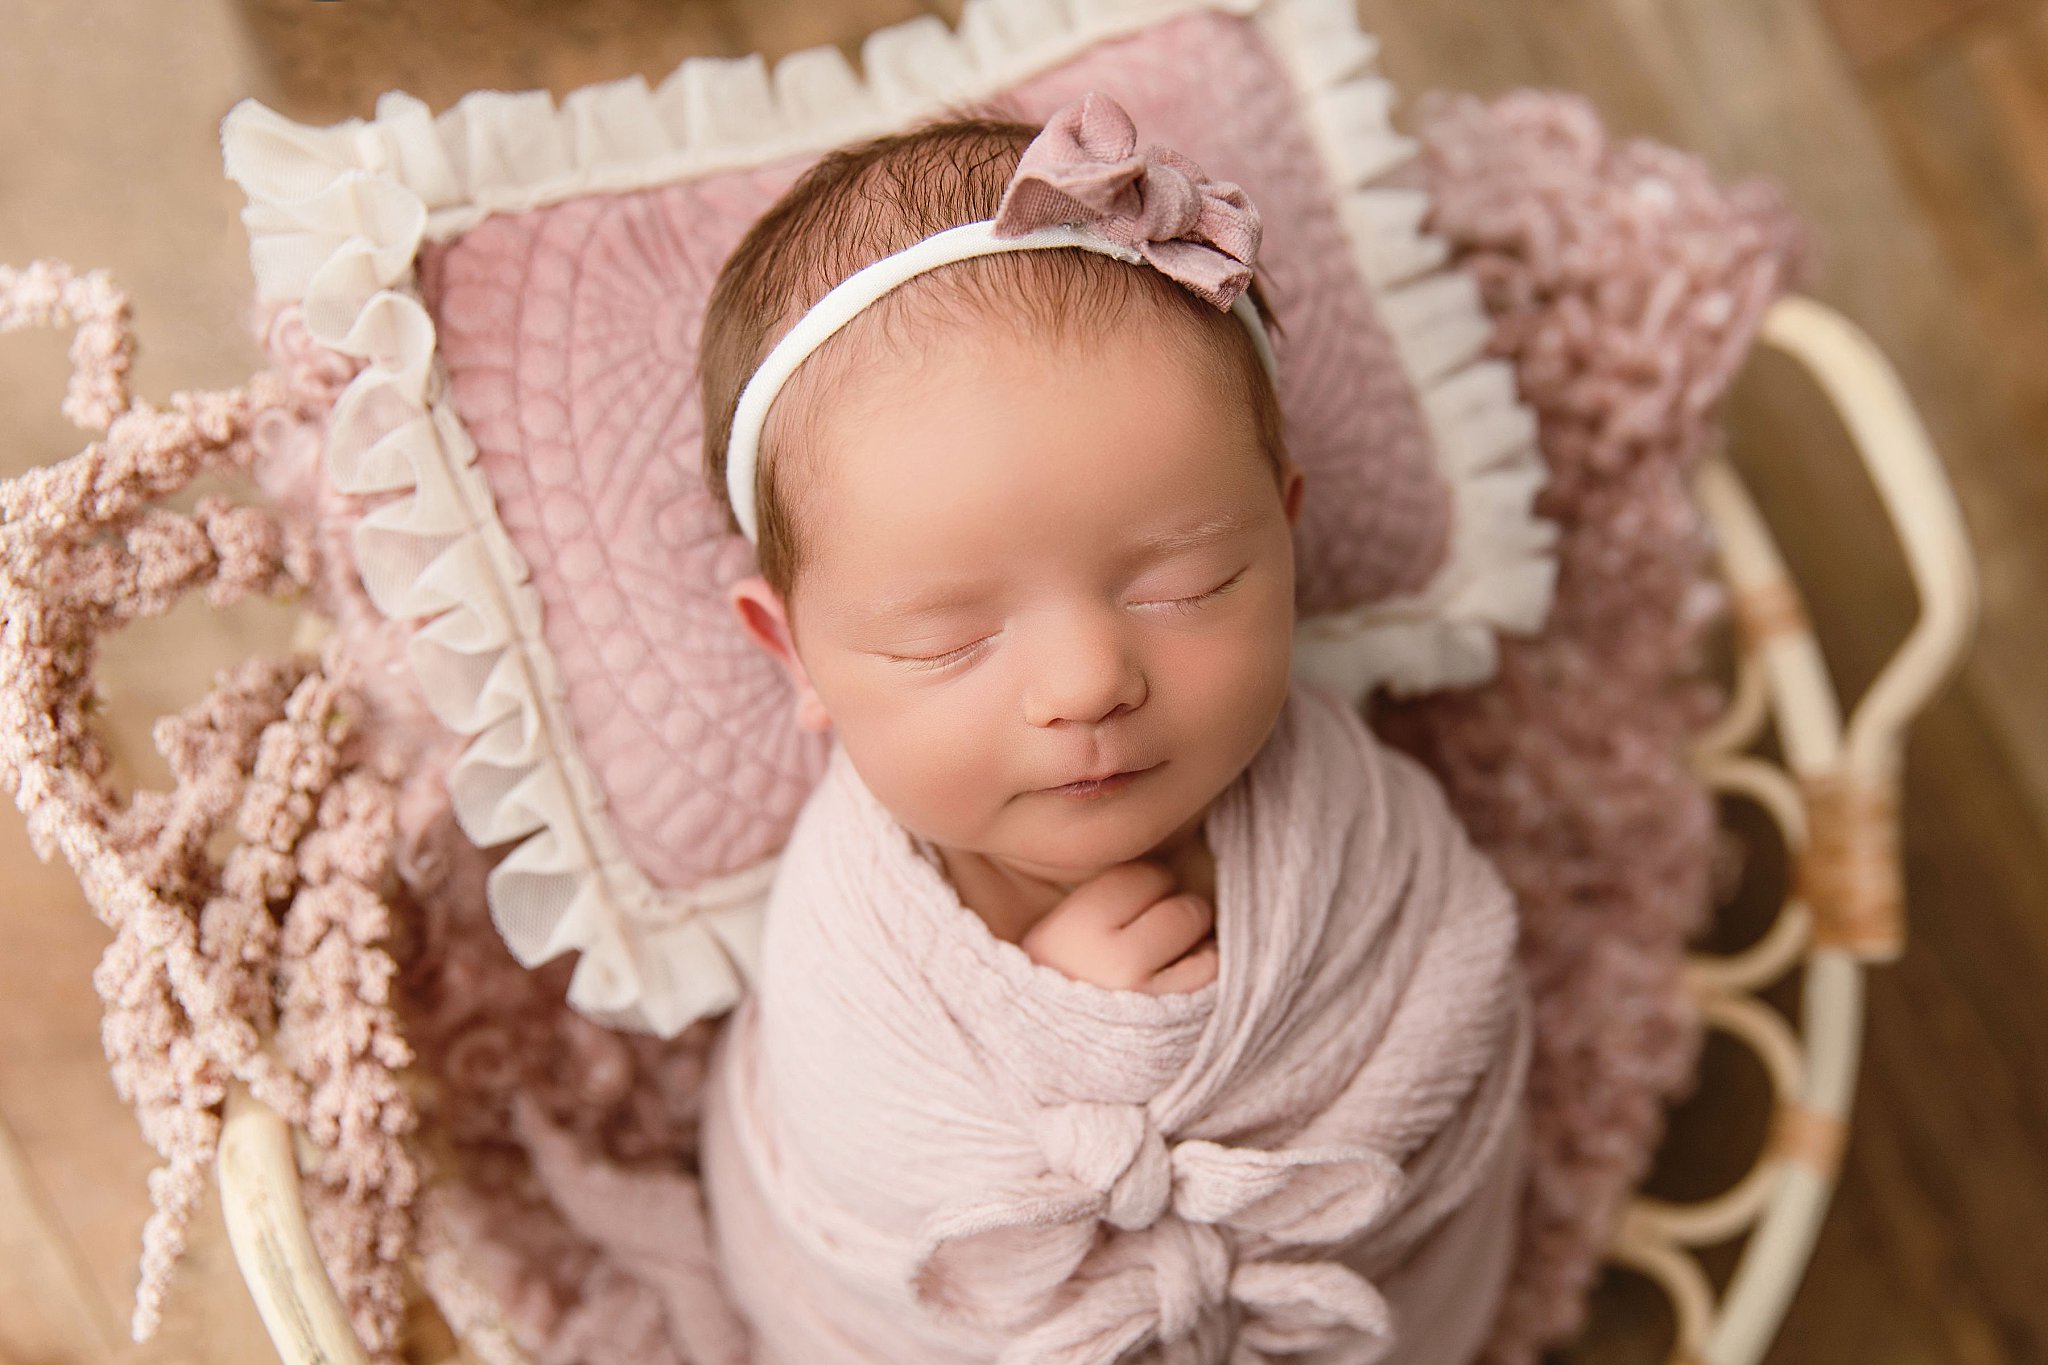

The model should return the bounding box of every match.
[892,638,990,671]
[1149,569,1247,614]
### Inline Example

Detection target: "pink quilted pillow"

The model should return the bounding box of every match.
[225,0,1554,1038]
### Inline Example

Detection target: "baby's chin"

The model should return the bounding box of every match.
[997,787,1213,878]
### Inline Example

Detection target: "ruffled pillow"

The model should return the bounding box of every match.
[224,0,1553,1037]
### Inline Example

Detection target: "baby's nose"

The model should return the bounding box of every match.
[1021,613,1148,728]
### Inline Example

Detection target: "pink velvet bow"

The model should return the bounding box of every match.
[907,1100,1404,1363]
[993,91,1263,310]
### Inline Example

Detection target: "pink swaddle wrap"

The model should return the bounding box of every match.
[699,678,1533,1364]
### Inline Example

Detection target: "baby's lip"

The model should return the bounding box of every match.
[1041,761,1159,791]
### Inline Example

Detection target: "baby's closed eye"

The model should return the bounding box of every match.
[880,567,1250,670]
[1139,567,1247,615]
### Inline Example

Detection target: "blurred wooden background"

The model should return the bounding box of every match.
[2,0,2043,1362]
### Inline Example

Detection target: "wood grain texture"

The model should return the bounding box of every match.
[1817,0,1997,70]
[2,1,2041,1362]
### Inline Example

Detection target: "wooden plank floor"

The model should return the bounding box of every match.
[2,1,2042,1362]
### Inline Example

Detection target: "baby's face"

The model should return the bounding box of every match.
[731,314,1302,887]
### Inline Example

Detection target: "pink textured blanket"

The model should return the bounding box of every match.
[697,680,1532,1364]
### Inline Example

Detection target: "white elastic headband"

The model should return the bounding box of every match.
[721,219,1279,545]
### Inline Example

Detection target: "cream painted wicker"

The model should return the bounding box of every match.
[202,292,1975,1363]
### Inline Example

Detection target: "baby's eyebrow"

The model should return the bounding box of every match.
[860,509,1256,622]
[1133,509,1256,555]
[862,583,992,623]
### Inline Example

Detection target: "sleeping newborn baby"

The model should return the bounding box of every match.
[694,94,1532,1365]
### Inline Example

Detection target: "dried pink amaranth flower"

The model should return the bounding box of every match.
[1,260,418,1358]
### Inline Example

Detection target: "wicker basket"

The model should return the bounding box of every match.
[10,289,1978,1365]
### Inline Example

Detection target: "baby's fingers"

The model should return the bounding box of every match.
[1042,859,1178,937]
[1146,935,1218,995]
[1119,892,1214,973]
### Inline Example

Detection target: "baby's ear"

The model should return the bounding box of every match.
[729,576,833,733]
[1280,458,1305,528]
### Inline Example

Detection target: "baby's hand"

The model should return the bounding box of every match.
[1020,859,1218,995]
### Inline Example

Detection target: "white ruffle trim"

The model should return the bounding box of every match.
[1255,0,1556,698]
[220,0,1554,1038]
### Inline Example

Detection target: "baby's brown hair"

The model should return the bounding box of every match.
[699,107,1287,607]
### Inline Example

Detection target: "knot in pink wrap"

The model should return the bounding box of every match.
[993,90,1262,310]
[915,1098,1408,1362]
[699,680,1533,1365]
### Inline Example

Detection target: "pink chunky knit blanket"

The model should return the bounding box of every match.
[692,679,1532,1364]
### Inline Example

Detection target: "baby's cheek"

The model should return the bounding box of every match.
[883,708,1011,826]
[1165,613,1285,706]
[1167,615,1294,776]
